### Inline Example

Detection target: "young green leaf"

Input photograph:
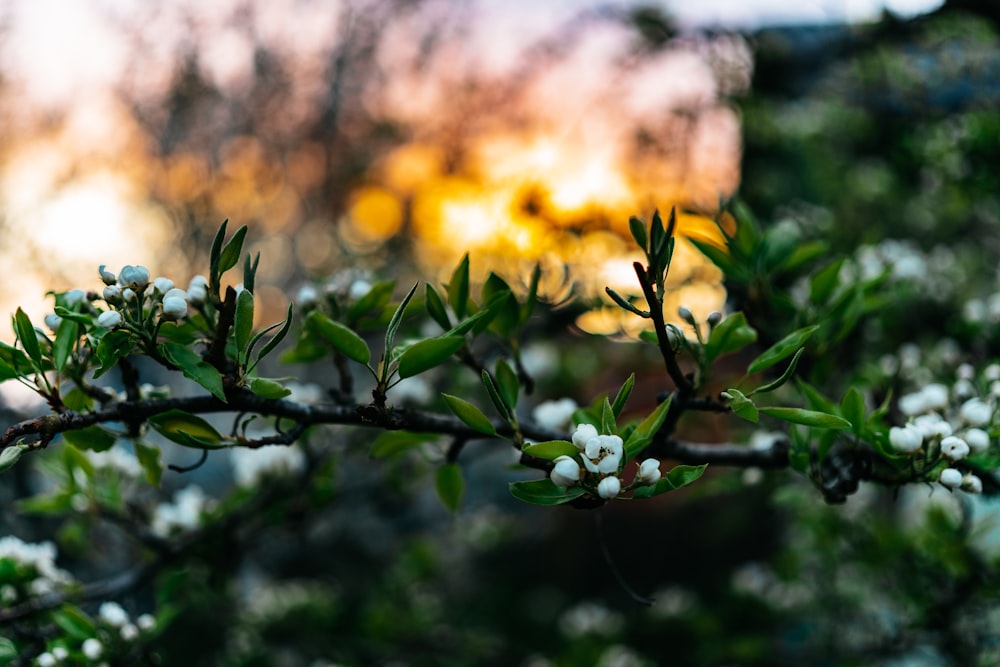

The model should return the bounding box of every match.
[62,426,117,452]
[610,373,635,418]
[810,258,845,305]
[628,216,648,252]
[13,308,42,368]
[747,325,819,374]
[93,330,134,379]
[397,336,464,378]
[605,287,649,318]
[385,282,419,355]
[632,464,708,498]
[234,288,255,356]
[480,370,513,423]
[209,219,229,277]
[158,342,227,401]
[749,348,805,396]
[521,441,579,460]
[494,358,519,410]
[52,316,78,372]
[600,397,616,435]
[0,444,25,473]
[509,478,586,505]
[52,604,97,640]
[243,251,260,293]
[148,409,226,447]
[217,225,249,275]
[249,377,292,399]
[624,396,672,459]
[521,262,541,325]
[425,283,452,330]
[307,311,370,365]
[252,302,294,364]
[370,431,434,458]
[758,407,851,430]
[703,312,757,363]
[134,441,163,486]
[448,253,470,319]
[441,393,497,436]
[435,463,465,513]
[840,386,866,435]
[723,388,759,423]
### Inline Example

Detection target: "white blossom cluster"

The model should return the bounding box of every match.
[0,536,73,601]
[79,265,208,331]
[548,424,661,500]
[33,603,157,666]
[531,398,578,431]
[230,444,306,487]
[150,485,211,536]
[295,269,373,310]
[851,239,963,300]
[888,362,996,494]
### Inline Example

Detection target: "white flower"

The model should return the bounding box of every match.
[161,296,187,321]
[98,265,117,285]
[913,414,952,439]
[51,647,68,661]
[349,279,372,300]
[889,425,923,453]
[118,265,149,291]
[120,623,139,641]
[583,435,623,474]
[136,614,156,631]
[964,428,990,452]
[82,638,102,659]
[102,285,122,304]
[99,601,129,627]
[572,424,599,451]
[151,485,209,536]
[96,311,123,329]
[230,446,306,487]
[43,313,62,331]
[187,276,208,305]
[36,652,56,667]
[898,392,927,416]
[939,467,963,488]
[962,473,983,494]
[532,398,578,430]
[597,476,621,499]
[152,277,174,295]
[959,398,992,427]
[122,288,137,302]
[550,456,581,487]
[941,436,970,461]
[64,289,87,306]
[637,458,661,485]
[921,384,949,411]
[297,284,319,308]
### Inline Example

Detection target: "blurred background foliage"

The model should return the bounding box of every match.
[2,1,1000,665]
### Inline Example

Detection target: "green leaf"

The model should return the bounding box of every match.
[435,463,464,513]
[723,389,759,423]
[624,396,672,459]
[348,280,396,321]
[254,302,294,364]
[840,386,866,436]
[441,393,496,436]
[777,240,828,274]
[810,258,845,305]
[0,445,25,473]
[53,306,94,324]
[448,253,470,319]
[610,373,635,418]
[750,348,805,396]
[307,311,370,365]
[209,219,229,278]
[494,358,519,410]
[0,637,18,662]
[424,284,452,330]
[62,426,117,452]
[758,407,851,430]
[159,342,226,401]
[52,604,97,640]
[796,378,838,414]
[217,225,249,274]
[689,238,737,275]
[605,287,648,318]
[249,377,292,399]
[521,440,578,460]
[234,288,255,355]
[148,409,228,448]
[632,464,708,498]
[243,251,260,293]
[279,329,327,364]
[16,492,72,515]
[600,397,616,435]
[13,308,42,368]
[628,215,648,252]
[509,478,586,505]
[747,325,819,374]
[0,342,29,381]
[703,312,757,363]
[480,370,513,423]
[134,441,163,486]
[93,330,135,379]
[52,316,79,372]
[521,262,541,325]
[384,282,419,356]
[397,336,464,378]
[370,431,434,458]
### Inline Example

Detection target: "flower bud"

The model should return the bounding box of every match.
[637,458,661,485]
[187,276,208,306]
[82,638,103,659]
[99,264,117,285]
[889,425,923,453]
[162,288,187,302]
[119,265,150,291]
[959,397,992,427]
[962,473,983,494]
[103,285,122,304]
[939,467,962,488]
[678,306,695,325]
[941,436,970,461]
[297,284,319,309]
[64,289,87,306]
[97,311,123,329]
[152,276,175,295]
[707,311,723,327]
[349,279,372,300]
[43,313,62,332]
[550,456,581,488]
[964,428,990,453]
[597,475,621,499]
[572,423,599,451]
[122,288,138,303]
[161,296,188,321]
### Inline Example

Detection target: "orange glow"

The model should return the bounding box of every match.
[347,186,404,243]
